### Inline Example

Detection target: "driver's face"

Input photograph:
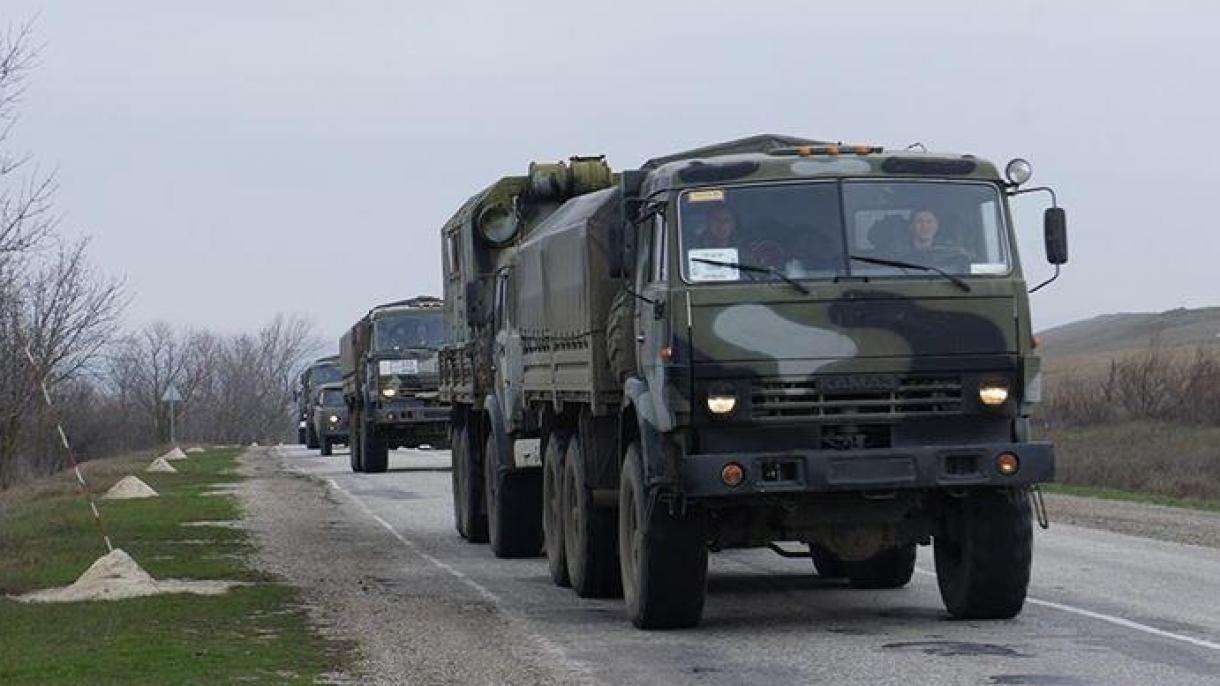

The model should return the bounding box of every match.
[708,207,736,242]
[913,211,939,243]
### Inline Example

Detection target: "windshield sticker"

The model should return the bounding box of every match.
[688,248,740,281]
[970,263,1008,275]
[686,189,726,203]
[380,359,419,376]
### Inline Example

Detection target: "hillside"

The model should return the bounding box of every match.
[1038,307,1220,369]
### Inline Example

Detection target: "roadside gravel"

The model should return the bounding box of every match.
[1045,492,1220,549]
[237,448,561,686]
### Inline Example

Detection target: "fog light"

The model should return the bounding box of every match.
[382,388,397,398]
[721,462,745,487]
[979,384,1010,406]
[996,452,1020,476]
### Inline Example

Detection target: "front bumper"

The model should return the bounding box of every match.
[373,404,449,427]
[681,441,1053,498]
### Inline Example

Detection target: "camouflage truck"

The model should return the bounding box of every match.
[311,382,349,456]
[439,135,1068,629]
[295,354,341,448]
[341,296,449,473]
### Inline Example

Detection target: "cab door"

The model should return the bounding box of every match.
[634,215,675,430]
[492,267,525,432]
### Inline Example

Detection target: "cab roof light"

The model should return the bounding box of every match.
[771,144,883,158]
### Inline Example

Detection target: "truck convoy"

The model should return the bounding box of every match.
[341,296,449,473]
[439,134,1068,629]
[311,382,349,456]
[295,354,342,448]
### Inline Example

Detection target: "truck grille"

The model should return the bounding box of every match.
[750,375,962,421]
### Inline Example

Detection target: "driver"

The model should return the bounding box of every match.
[909,209,941,252]
[698,204,739,249]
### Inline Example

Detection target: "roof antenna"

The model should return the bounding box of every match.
[905,142,927,152]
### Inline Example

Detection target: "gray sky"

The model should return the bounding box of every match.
[7,0,1219,342]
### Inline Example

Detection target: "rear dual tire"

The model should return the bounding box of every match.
[484,434,543,558]
[562,434,621,598]
[543,432,570,586]
[452,426,487,543]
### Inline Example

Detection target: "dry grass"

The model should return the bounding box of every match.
[1044,421,1220,502]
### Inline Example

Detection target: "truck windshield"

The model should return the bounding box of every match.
[318,389,344,407]
[679,181,1010,283]
[312,364,341,384]
[374,314,446,351]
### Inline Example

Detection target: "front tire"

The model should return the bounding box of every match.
[934,488,1033,619]
[454,427,487,543]
[844,544,916,589]
[619,441,707,629]
[306,424,319,450]
[320,437,332,457]
[349,413,364,473]
[543,430,570,587]
[484,434,544,558]
[362,422,389,474]
[563,434,621,598]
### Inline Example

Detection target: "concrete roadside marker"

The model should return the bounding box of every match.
[162,446,189,461]
[145,457,178,474]
[186,447,205,454]
[102,476,159,500]
[11,548,246,603]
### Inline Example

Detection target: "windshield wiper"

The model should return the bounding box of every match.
[848,255,971,292]
[690,257,810,295]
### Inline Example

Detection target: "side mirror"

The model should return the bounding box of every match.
[1044,207,1068,265]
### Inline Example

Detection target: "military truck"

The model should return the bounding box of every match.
[295,355,341,448]
[311,382,349,456]
[341,296,449,473]
[439,135,1068,629]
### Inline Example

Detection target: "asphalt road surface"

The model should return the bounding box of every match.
[261,445,1220,685]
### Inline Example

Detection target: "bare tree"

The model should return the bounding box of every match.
[1,21,54,262]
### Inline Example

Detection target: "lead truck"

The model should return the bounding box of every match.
[438,135,1068,629]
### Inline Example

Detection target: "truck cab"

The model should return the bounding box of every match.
[311,382,349,456]
[342,296,450,473]
[295,355,341,448]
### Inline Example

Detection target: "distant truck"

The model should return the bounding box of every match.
[295,354,341,448]
[341,296,449,473]
[311,382,349,456]
[440,135,1068,629]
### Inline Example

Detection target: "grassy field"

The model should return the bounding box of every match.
[0,448,348,685]
[1044,421,1220,507]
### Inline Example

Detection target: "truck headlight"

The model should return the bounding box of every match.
[381,388,397,398]
[298,421,307,428]
[979,383,1010,406]
[328,414,339,424]
[706,393,737,416]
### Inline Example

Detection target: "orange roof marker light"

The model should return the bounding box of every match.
[772,144,883,157]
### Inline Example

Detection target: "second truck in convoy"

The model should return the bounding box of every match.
[341,296,449,473]
[439,135,1068,629]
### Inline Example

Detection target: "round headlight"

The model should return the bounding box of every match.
[979,384,1010,406]
[381,388,397,398]
[328,414,339,424]
[706,394,737,416]
[1005,158,1033,186]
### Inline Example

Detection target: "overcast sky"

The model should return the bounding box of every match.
[6,0,1218,342]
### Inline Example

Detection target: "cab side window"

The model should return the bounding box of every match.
[651,215,667,283]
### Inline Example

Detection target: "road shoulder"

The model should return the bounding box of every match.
[238,448,561,686]
[1045,492,1220,549]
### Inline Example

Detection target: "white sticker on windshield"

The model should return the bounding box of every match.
[380,359,419,375]
[970,263,1008,275]
[688,248,740,282]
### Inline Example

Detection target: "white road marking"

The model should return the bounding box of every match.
[914,568,1220,652]
[325,476,596,682]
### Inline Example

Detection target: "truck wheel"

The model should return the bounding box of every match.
[484,434,543,558]
[451,427,466,537]
[455,429,488,543]
[935,488,1032,619]
[619,441,707,629]
[349,415,364,472]
[606,288,637,383]
[845,544,916,589]
[306,424,319,450]
[320,438,332,457]
[362,423,389,474]
[543,431,570,587]
[297,427,306,444]
[563,434,621,598]
[808,544,847,579]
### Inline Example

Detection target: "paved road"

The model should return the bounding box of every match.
[271,445,1220,685]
